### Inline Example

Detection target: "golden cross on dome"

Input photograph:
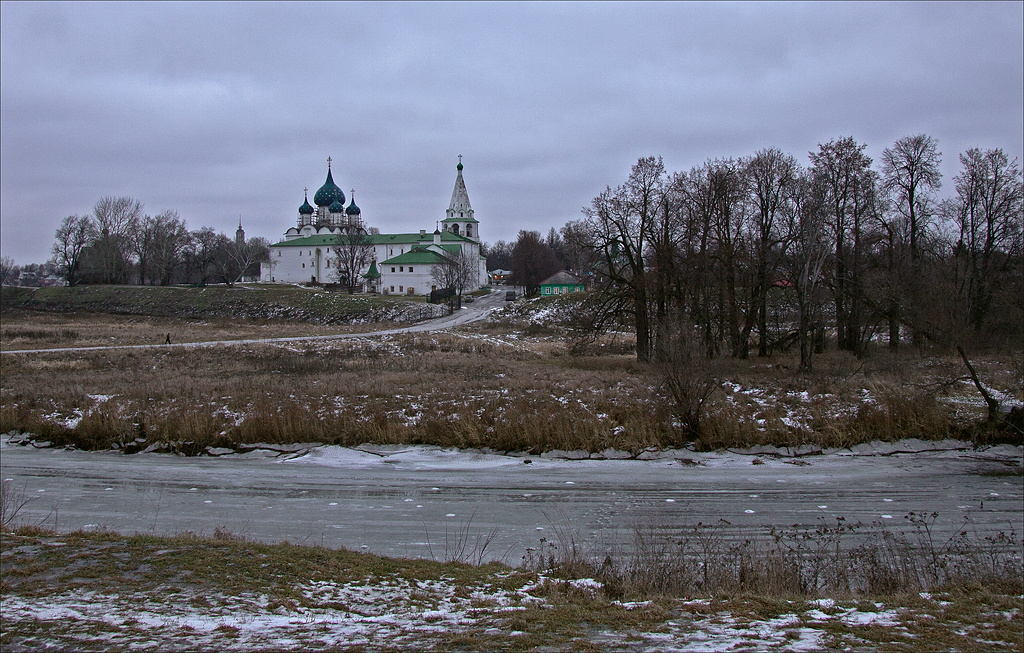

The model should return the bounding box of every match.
[327,156,332,168]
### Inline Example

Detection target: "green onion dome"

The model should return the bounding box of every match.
[299,193,314,215]
[329,199,346,213]
[314,167,346,207]
[346,198,361,215]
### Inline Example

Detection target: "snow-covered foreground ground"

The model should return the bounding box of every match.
[2,435,1020,563]
[2,530,1020,652]
[8,571,1003,652]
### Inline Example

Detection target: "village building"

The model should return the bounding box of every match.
[261,157,487,295]
[539,270,585,296]
[489,269,512,285]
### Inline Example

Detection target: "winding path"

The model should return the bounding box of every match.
[1,290,507,355]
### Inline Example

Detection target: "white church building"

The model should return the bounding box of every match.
[261,157,487,295]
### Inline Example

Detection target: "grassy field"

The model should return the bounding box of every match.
[1,527,1020,652]
[0,284,441,329]
[1,287,1022,454]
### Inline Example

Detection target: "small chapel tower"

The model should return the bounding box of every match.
[235,218,245,245]
[440,155,479,242]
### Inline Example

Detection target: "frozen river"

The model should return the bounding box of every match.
[2,438,1021,564]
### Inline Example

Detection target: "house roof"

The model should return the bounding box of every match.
[368,232,472,246]
[271,234,344,247]
[540,271,583,286]
[381,247,451,265]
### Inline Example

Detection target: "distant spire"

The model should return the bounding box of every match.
[448,157,472,213]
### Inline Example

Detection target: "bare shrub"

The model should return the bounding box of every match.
[1,480,35,531]
[657,327,718,441]
[529,513,1023,599]
[423,511,503,566]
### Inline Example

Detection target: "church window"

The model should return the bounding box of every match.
[302,263,305,268]
[409,267,413,273]
[399,286,404,292]
[391,267,396,273]
[400,266,404,272]
[277,251,281,257]
[390,286,395,292]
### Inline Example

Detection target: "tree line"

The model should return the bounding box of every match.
[51,197,270,287]
[514,136,1021,372]
[484,228,568,295]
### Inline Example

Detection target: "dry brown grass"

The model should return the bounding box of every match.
[0,309,381,350]
[1,312,1020,453]
[530,514,1023,600]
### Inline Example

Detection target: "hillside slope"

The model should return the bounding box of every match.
[0,285,443,324]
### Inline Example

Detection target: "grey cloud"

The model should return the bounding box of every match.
[2,2,1020,264]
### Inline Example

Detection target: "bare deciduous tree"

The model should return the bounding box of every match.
[91,196,142,284]
[430,248,477,313]
[149,211,190,286]
[880,134,942,346]
[943,148,1023,336]
[510,229,562,299]
[741,148,799,357]
[0,256,18,286]
[230,236,270,284]
[809,137,876,356]
[332,230,375,292]
[51,214,95,286]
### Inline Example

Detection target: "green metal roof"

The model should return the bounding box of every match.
[440,215,479,224]
[381,247,451,265]
[367,231,472,245]
[271,235,344,247]
[363,260,381,279]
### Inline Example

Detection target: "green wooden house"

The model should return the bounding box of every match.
[539,271,585,296]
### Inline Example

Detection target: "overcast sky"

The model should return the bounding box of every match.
[1,1,1021,265]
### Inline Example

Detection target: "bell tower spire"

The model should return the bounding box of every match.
[441,156,479,241]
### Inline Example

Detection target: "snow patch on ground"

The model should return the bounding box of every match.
[4,578,958,652]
